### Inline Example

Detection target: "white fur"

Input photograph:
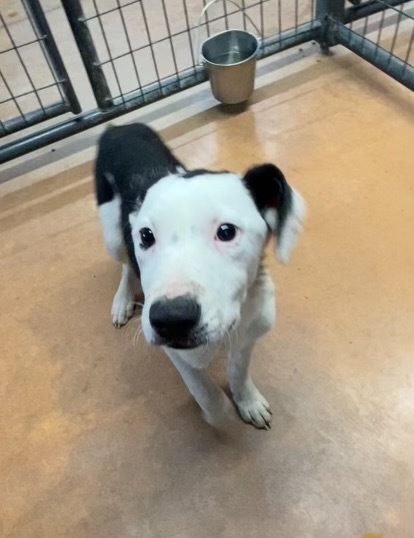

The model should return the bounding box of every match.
[98,195,127,263]
[101,172,304,428]
[99,196,140,326]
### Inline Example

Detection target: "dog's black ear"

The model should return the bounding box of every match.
[242,164,305,263]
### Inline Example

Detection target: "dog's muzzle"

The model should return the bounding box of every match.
[149,294,204,349]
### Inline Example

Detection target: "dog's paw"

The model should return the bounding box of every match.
[111,292,135,328]
[235,385,272,430]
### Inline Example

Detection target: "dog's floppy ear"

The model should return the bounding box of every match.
[242,164,305,263]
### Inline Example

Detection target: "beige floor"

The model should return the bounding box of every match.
[1,45,414,537]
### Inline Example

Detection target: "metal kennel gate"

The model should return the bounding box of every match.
[0,0,413,165]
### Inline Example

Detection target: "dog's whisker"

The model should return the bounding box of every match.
[132,323,144,348]
[223,326,232,352]
[123,317,138,340]
[133,330,142,347]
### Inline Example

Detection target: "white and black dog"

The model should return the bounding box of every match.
[95,123,305,430]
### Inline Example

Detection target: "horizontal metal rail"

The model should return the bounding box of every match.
[1,102,71,136]
[345,0,409,23]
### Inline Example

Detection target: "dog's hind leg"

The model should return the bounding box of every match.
[111,263,140,327]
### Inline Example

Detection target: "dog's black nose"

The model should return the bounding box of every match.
[149,295,201,340]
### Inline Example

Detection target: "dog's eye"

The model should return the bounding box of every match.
[139,227,155,249]
[216,223,237,242]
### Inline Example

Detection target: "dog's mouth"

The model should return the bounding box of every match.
[152,328,209,350]
[165,340,204,350]
[150,322,237,350]
[157,335,208,350]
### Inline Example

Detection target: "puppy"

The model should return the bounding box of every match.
[95,123,305,429]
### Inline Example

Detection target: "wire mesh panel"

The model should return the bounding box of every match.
[346,1,414,60]
[335,0,414,89]
[63,0,317,110]
[0,0,80,137]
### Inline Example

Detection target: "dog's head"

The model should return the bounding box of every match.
[130,165,305,349]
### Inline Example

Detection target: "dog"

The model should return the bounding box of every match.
[95,123,305,429]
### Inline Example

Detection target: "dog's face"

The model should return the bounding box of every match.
[130,166,304,349]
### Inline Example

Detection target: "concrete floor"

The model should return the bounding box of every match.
[1,45,414,538]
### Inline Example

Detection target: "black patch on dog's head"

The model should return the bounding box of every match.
[181,169,230,179]
[242,163,304,264]
[242,164,292,235]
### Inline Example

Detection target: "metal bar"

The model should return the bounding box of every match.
[203,0,212,38]
[375,8,387,56]
[242,0,247,31]
[115,0,144,99]
[223,0,229,31]
[402,24,414,75]
[0,102,71,137]
[278,0,282,47]
[388,4,404,65]
[22,0,81,114]
[359,8,370,55]
[181,0,196,68]
[61,0,112,109]
[161,0,180,81]
[139,1,163,95]
[345,0,410,24]
[0,22,320,165]
[260,0,264,39]
[334,23,414,90]
[295,0,299,35]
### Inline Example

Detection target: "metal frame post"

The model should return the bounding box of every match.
[61,0,113,110]
[315,0,346,51]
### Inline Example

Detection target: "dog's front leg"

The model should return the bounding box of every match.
[227,272,275,429]
[227,342,272,429]
[165,349,236,429]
